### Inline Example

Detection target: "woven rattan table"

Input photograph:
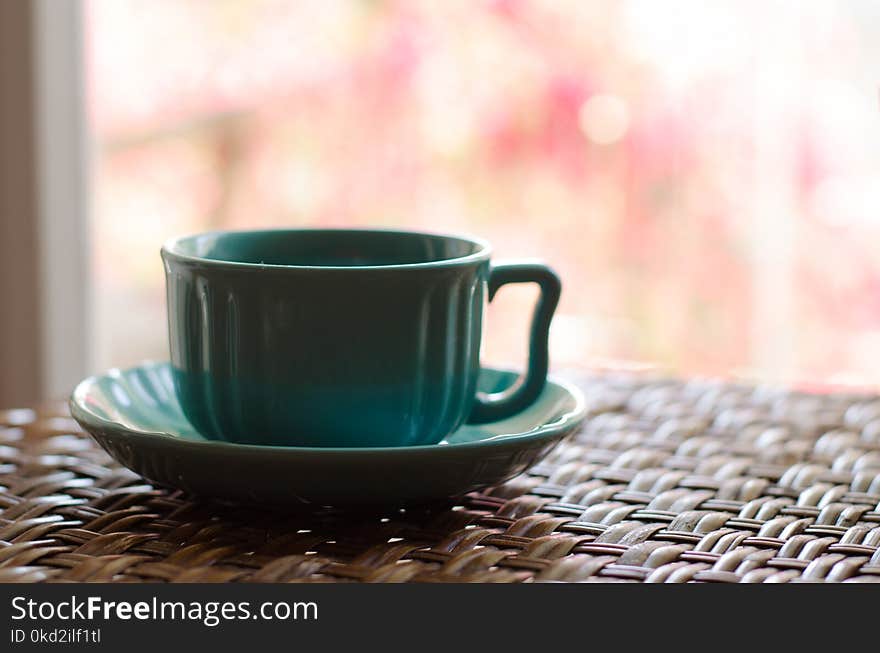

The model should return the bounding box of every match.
[3,371,880,583]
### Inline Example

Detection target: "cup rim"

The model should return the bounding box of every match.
[161,227,493,271]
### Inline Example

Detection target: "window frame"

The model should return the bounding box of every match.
[0,1,90,406]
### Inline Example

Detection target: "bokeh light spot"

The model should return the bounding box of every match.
[578,94,630,145]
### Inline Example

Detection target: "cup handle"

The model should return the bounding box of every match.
[468,261,561,424]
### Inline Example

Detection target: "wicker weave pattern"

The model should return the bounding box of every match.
[4,372,880,582]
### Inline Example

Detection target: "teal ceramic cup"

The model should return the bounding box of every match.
[161,228,560,447]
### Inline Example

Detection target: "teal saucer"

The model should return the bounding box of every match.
[70,362,585,506]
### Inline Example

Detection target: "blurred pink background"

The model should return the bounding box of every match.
[87,0,880,386]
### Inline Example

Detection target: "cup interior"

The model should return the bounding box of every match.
[165,229,487,268]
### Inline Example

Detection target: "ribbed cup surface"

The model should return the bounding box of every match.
[164,261,488,446]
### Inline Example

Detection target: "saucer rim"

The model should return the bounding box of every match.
[69,361,586,455]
